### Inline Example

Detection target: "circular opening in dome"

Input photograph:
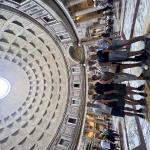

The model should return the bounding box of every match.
[0,77,11,99]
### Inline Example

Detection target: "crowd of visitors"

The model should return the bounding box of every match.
[85,0,150,149]
[87,25,149,119]
[91,127,121,150]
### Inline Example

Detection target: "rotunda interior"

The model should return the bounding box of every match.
[0,3,71,150]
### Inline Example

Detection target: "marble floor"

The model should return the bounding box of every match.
[116,0,150,149]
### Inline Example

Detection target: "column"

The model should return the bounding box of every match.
[68,0,90,14]
[75,13,103,23]
[73,6,103,17]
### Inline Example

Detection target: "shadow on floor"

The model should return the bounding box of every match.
[144,24,150,87]
[145,83,150,121]
[144,38,150,121]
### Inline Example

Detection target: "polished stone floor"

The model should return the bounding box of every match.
[115,0,150,149]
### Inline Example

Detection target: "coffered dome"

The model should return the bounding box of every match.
[0,8,69,150]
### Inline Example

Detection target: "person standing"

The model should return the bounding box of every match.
[87,101,145,118]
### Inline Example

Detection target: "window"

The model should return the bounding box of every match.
[59,33,70,40]
[73,83,80,88]
[43,16,54,23]
[59,138,70,148]
[72,99,80,106]
[68,117,77,124]
[43,16,57,25]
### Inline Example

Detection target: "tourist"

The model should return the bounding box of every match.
[92,93,146,106]
[88,60,114,74]
[101,128,120,139]
[88,60,148,74]
[87,101,145,118]
[96,35,150,50]
[88,82,147,97]
[99,130,120,143]
[90,49,149,63]
[89,72,149,84]
[108,35,150,50]
[100,139,119,150]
